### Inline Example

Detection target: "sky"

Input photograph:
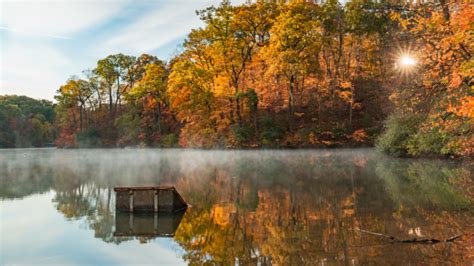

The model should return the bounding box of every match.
[0,0,245,101]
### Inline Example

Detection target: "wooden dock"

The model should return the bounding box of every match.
[114,186,188,213]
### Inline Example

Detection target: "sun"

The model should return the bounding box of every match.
[400,56,416,67]
[393,46,419,76]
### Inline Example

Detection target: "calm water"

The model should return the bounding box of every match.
[0,148,473,265]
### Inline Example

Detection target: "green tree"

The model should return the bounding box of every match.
[0,95,54,147]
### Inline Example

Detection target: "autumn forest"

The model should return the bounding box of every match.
[1,0,472,158]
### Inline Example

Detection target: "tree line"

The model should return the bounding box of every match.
[2,0,472,157]
[0,95,55,147]
[56,0,393,149]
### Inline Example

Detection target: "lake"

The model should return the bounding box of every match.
[0,148,472,265]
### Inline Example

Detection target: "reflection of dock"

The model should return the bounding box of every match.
[114,186,188,213]
[114,211,186,237]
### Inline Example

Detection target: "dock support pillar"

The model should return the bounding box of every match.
[154,190,159,212]
[129,190,134,212]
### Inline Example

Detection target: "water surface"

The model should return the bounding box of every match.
[1,148,473,265]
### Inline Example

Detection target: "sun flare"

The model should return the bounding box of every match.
[400,56,416,66]
[393,48,419,75]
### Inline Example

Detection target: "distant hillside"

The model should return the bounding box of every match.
[0,95,55,148]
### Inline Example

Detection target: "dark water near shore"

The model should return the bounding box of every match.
[1,148,473,265]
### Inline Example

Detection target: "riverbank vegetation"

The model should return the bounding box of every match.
[1,0,472,158]
[375,2,473,158]
[0,95,55,148]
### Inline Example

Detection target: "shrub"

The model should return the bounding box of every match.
[115,112,140,146]
[160,133,179,148]
[231,124,253,144]
[376,113,424,157]
[407,129,445,156]
[295,127,322,145]
[331,122,348,140]
[259,116,284,146]
[76,128,102,148]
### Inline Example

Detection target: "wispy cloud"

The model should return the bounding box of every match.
[0,0,247,100]
[99,1,211,54]
[0,0,128,37]
[99,0,246,55]
[1,39,73,99]
[0,0,129,99]
[0,26,72,40]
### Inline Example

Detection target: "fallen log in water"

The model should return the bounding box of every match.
[114,186,188,213]
[353,228,465,244]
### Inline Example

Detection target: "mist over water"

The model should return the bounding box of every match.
[1,148,473,264]
[0,148,379,196]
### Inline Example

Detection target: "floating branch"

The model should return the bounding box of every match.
[353,228,465,244]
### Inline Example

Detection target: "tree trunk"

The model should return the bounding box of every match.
[318,92,322,129]
[79,104,83,132]
[349,87,353,131]
[156,102,162,136]
[108,85,113,117]
[115,78,120,114]
[234,80,242,127]
[254,103,259,142]
[228,98,235,124]
[439,0,450,22]
[350,43,361,131]
[236,97,242,127]
[287,75,295,132]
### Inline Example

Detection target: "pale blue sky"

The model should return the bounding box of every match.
[0,0,244,100]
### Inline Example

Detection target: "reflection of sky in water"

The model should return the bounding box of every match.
[1,192,186,265]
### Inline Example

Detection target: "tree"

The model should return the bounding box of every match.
[126,61,169,145]
[168,59,218,147]
[47,0,471,154]
[263,1,322,131]
[0,95,54,148]
[378,1,473,157]
[93,54,136,117]
[57,78,93,131]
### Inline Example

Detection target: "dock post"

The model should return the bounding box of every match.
[154,190,159,212]
[129,190,134,212]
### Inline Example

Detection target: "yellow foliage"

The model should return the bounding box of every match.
[448,96,474,119]
[341,81,352,89]
[351,129,368,143]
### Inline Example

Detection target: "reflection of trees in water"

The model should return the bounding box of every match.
[371,159,473,264]
[173,156,384,264]
[52,171,119,243]
[0,149,472,263]
[172,153,473,264]
[47,151,184,244]
[0,150,54,199]
[376,159,473,211]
